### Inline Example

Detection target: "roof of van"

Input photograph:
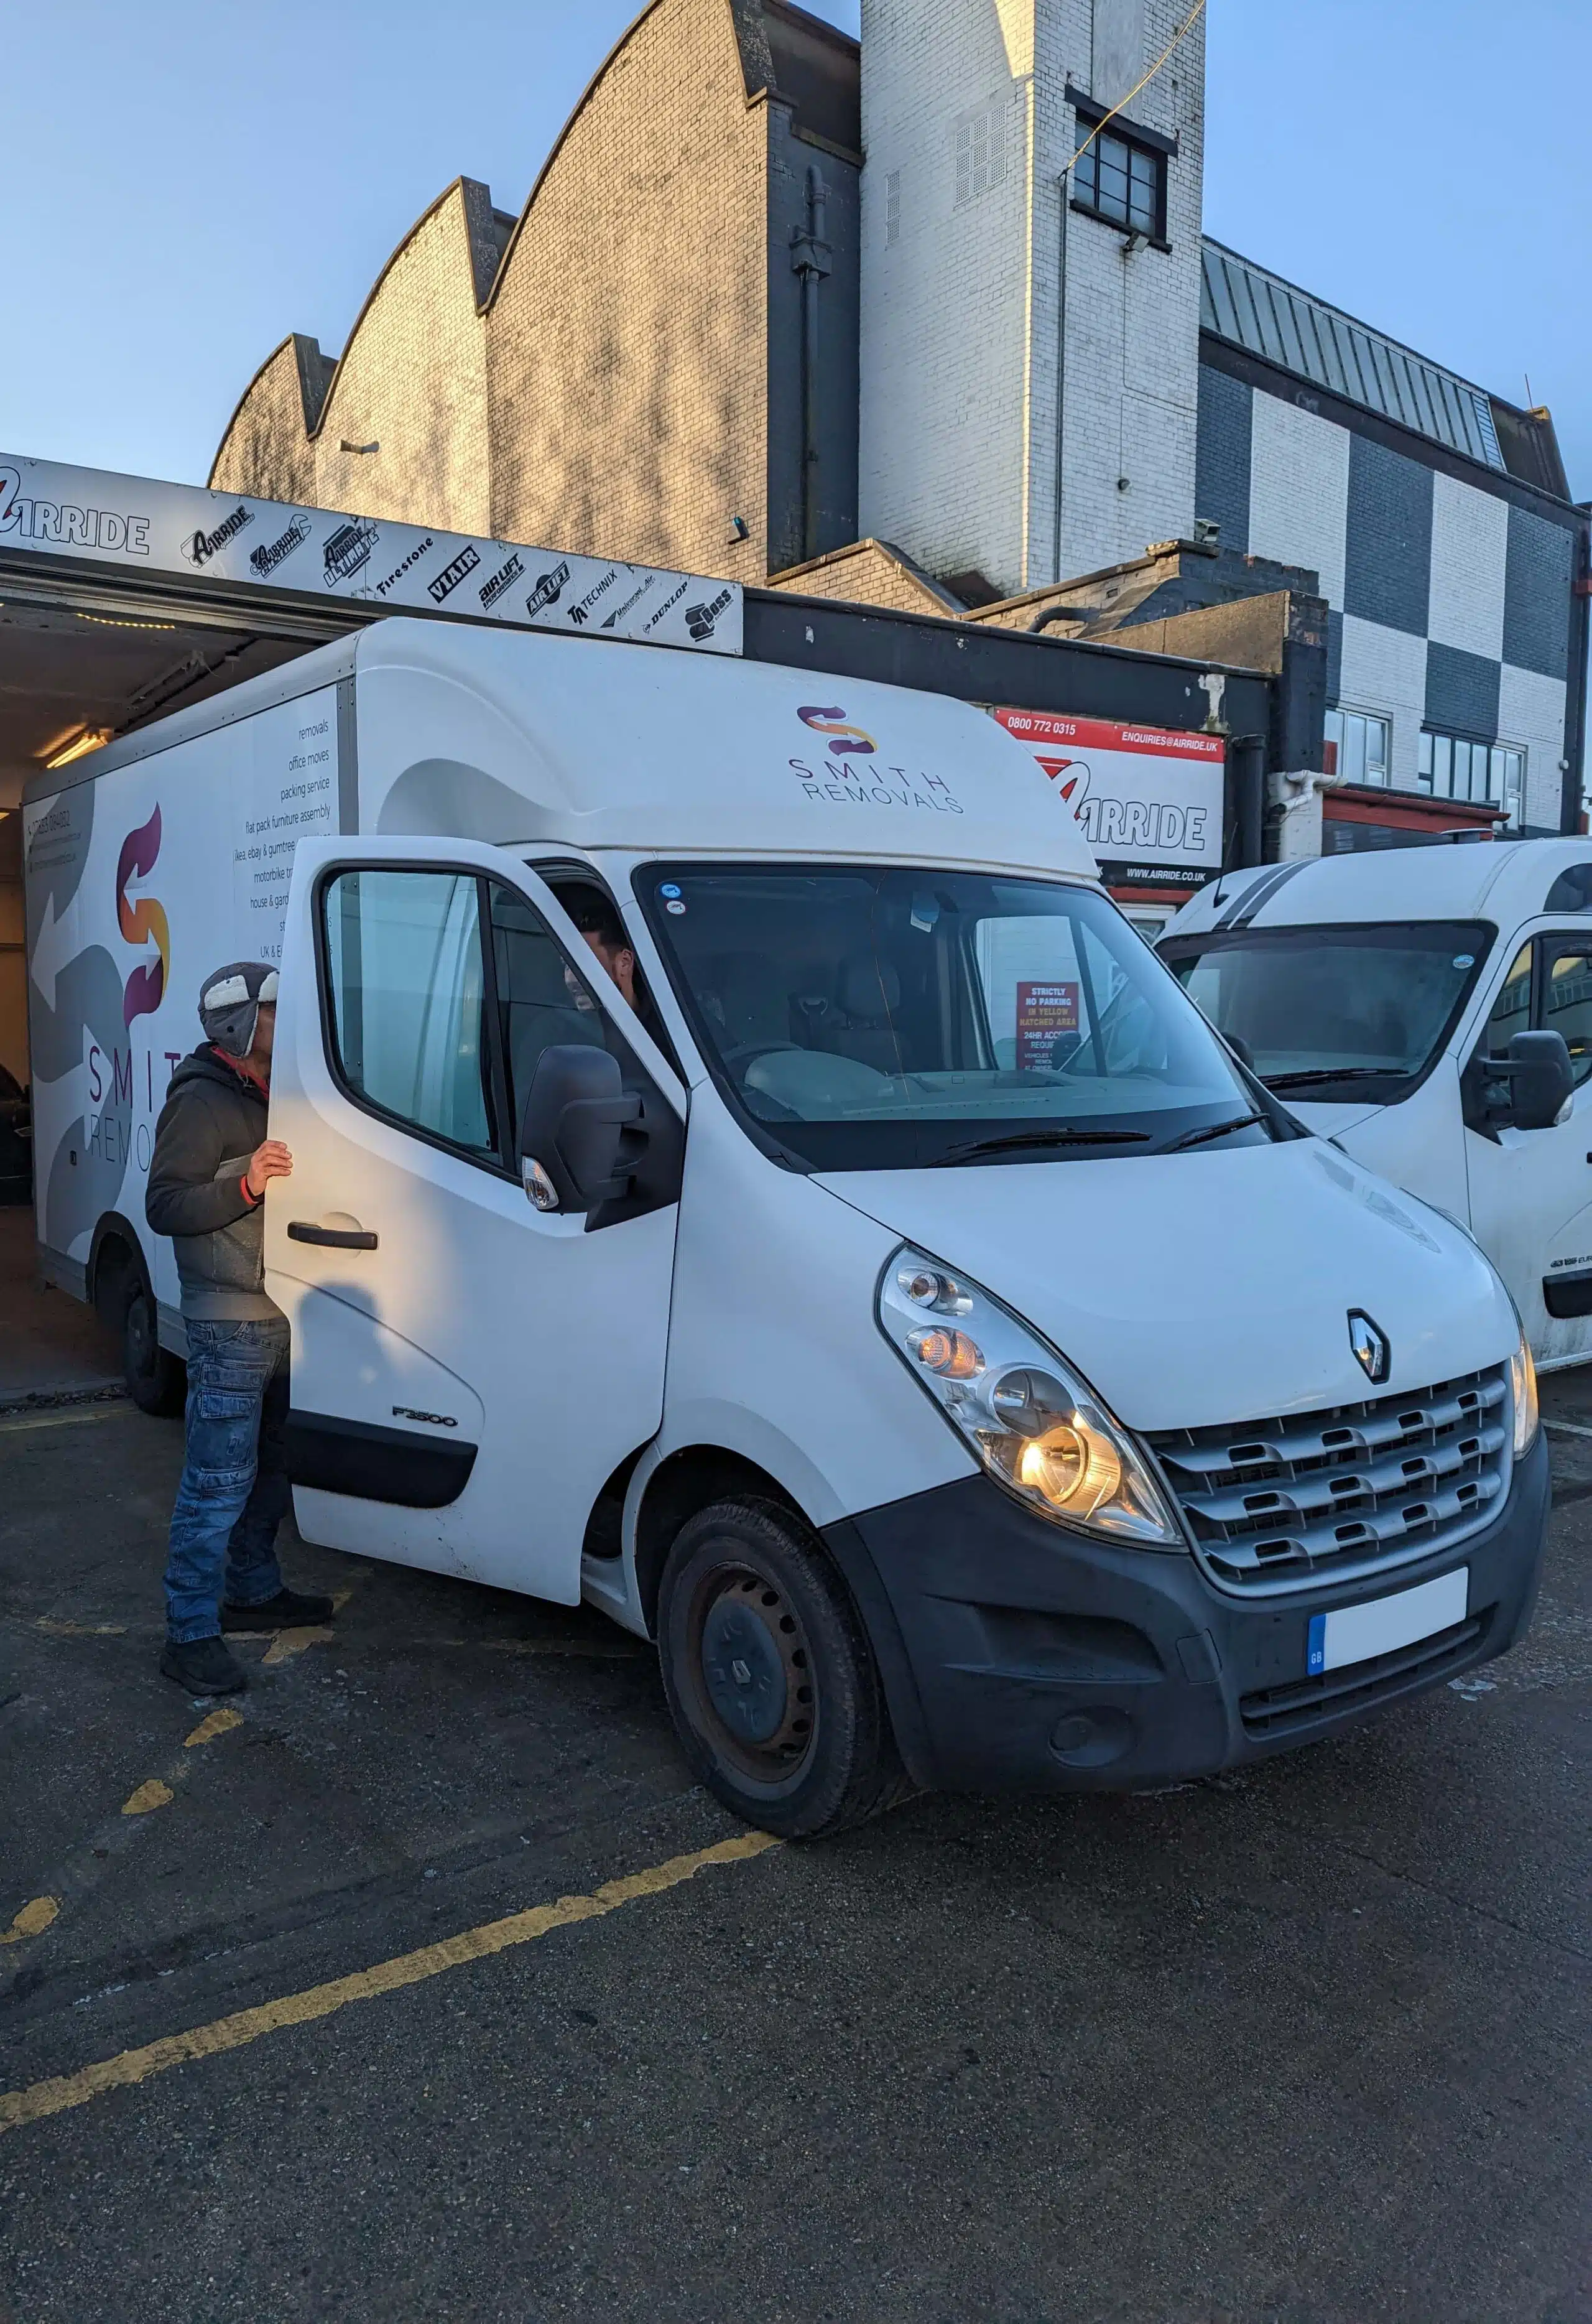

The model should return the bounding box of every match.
[348,620,1099,875]
[27,616,1101,881]
[1161,837,1592,940]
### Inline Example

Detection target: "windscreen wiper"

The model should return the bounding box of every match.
[1158,1112,1270,1154]
[933,1127,1154,1164]
[1260,1067,1396,1091]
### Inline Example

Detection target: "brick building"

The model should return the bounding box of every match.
[213,0,1589,852]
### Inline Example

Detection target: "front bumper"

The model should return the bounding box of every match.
[820,1429,1550,1793]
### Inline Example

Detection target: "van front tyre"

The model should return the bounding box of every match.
[121,1278,185,1416]
[657,1497,905,1839]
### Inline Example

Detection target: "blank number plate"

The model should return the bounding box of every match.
[1307,1568,1468,1676]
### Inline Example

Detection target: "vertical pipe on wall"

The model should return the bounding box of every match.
[792,165,832,564]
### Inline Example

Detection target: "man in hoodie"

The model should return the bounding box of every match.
[147,961,333,1694]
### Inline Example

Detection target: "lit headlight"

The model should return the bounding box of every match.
[1511,1324,1539,1455]
[877,1248,1183,1549]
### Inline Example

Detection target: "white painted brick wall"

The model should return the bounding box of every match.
[860,0,1204,597]
[1498,663,1570,828]
[1338,614,1428,791]
[1248,393,1348,605]
[1428,470,1507,662]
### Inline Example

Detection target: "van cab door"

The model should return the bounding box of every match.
[264,836,685,1602]
[1464,927,1592,1364]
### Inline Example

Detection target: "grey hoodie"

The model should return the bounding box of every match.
[146,1047,281,1322]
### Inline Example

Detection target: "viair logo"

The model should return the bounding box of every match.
[249,514,313,577]
[180,503,253,567]
[323,519,378,587]
[428,545,481,603]
[526,561,570,615]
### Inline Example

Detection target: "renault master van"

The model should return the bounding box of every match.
[1160,840,1592,1369]
[25,622,1549,1834]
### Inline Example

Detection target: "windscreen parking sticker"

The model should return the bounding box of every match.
[1015,981,1080,1070]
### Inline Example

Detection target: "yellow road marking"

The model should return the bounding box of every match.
[121,1780,174,1816]
[1,1897,59,1946]
[0,1405,124,1436]
[261,1625,333,1665]
[184,1708,243,1748]
[0,1831,778,2136]
[36,1619,127,1637]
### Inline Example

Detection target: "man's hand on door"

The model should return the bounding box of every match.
[246,1140,295,1198]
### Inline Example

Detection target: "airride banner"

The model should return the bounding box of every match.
[993,707,1225,893]
[0,453,744,657]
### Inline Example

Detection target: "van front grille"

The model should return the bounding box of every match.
[1147,1367,1509,1598]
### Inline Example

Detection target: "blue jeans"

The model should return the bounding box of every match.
[165,1317,291,1644]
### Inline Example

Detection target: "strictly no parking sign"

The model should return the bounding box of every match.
[993,707,1225,893]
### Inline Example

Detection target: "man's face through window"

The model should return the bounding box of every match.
[563,929,637,1011]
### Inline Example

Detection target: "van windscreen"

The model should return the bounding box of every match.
[1159,921,1493,1102]
[638,863,1278,1171]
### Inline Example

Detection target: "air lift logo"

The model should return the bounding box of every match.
[789,707,963,817]
[249,514,313,578]
[527,561,570,615]
[0,463,152,555]
[180,504,253,567]
[477,551,524,611]
[323,519,378,587]
[116,804,170,1031]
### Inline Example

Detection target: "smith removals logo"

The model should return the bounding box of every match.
[790,705,963,817]
[797,705,876,756]
[180,503,253,567]
[478,551,524,611]
[428,546,481,603]
[0,464,151,556]
[250,514,313,577]
[323,520,378,587]
[116,804,170,1030]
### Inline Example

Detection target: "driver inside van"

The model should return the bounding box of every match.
[562,891,669,1056]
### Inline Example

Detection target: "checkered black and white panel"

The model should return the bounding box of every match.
[1195,366,1577,831]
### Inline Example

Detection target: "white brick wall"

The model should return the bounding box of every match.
[1498,663,1570,829]
[1428,469,1507,662]
[859,0,1204,598]
[1338,614,1428,791]
[1248,394,1348,606]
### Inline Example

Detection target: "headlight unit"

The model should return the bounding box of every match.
[878,1248,1183,1549]
[1510,1323,1539,1456]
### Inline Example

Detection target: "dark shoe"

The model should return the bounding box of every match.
[221,1587,335,1631]
[160,1635,248,1695]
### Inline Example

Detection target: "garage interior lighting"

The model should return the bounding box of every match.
[40,727,114,769]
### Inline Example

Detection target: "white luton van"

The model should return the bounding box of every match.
[1159,841,1592,1370]
[24,619,1548,1834]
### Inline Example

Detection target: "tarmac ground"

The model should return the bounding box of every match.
[1,1204,1588,2323]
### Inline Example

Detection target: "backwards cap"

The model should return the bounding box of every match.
[198,961,279,1059]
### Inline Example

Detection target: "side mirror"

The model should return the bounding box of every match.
[519,1044,642,1213]
[1503,1030,1575,1131]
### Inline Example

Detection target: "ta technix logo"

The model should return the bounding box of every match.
[116,804,170,1031]
[797,706,877,756]
[1349,1311,1391,1385]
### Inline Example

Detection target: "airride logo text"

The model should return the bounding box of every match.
[790,706,963,817]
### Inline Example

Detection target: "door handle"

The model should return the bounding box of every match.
[287,1220,378,1250]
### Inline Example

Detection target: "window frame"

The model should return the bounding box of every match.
[1069,106,1169,244]
[1418,727,1525,824]
[314,861,608,1184]
[1325,704,1393,789]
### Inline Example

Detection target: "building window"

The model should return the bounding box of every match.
[884,170,902,246]
[1324,707,1391,788]
[955,105,1009,206]
[1071,114,1165,238]
[1418,729,1524,825]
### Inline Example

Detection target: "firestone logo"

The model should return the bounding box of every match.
[797,705,877,756]
[116,804,170,1031]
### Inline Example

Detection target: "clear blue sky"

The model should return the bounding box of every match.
[1,1,1586,500]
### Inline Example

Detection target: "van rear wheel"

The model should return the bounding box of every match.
[657,1497,904,1839]
[119,1275,185,1416]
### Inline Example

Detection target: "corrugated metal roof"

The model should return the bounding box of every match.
[1201,240,1506,473]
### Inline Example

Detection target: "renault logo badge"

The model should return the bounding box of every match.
[1349,1310,1391,1384]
